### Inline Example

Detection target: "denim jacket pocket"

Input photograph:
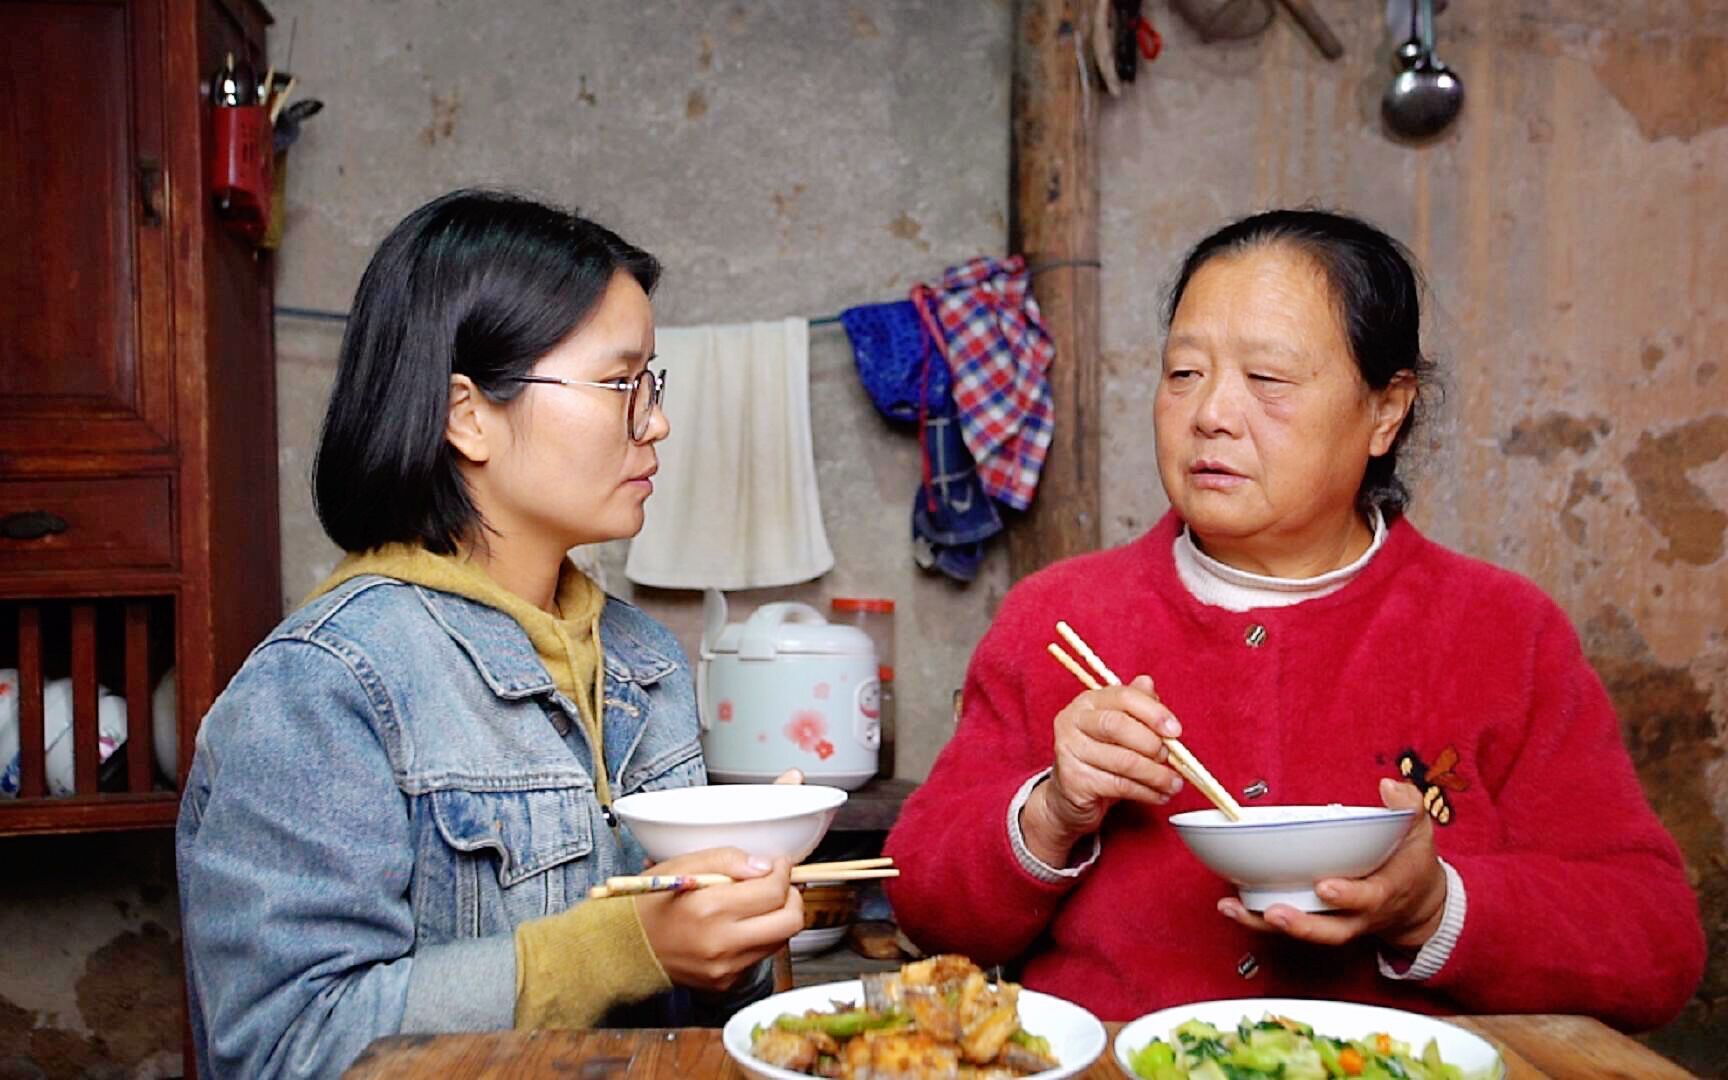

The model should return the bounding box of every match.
[429,783,595,937]
[620,738,705,797]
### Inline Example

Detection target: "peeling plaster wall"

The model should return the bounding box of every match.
[1099,1,1727,1070]
[269,0,1014,786]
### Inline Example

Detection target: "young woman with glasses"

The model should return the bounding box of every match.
[176,190,802,1078]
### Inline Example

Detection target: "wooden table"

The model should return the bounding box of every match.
[345,1015,1694,1078]
[828,777,919,832]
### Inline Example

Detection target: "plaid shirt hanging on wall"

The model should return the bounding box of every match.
[918,254,1057,512]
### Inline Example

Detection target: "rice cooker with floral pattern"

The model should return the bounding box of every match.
[698,590,880,790]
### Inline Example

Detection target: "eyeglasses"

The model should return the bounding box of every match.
[507,368,666,443]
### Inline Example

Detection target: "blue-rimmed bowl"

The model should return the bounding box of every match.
[1169,805,1417,912]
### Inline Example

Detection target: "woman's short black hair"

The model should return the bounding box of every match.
[1164,208,1434,518]
[313,188,660,554]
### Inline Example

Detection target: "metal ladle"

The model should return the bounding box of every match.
[1381,0,1464,139]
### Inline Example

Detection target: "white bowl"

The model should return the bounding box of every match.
[611,784,847,863]
[1113,998,1503,1079]
[1169,805,1416,911]
[787,925,848,957]
[724,978,1106,1080]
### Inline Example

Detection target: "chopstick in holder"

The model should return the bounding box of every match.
[1051,622,1244,822]
[268,75,298,124]
[587,857,898,899]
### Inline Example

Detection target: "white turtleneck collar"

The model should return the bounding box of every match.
[1172,508,1387,612]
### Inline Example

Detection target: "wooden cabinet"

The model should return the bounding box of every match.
[0,0,280,835]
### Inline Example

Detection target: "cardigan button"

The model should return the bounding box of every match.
[1244,623,1267,648]
[1242,779,1269,800]
[1237,952,1260,979]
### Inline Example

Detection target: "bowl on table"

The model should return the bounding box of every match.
[611,783,848,864]
[789,880,859,956]
[1169,804,1417,912]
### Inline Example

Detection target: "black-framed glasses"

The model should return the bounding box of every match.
[507,368,666,442]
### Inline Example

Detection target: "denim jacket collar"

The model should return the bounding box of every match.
[406,582,678,699]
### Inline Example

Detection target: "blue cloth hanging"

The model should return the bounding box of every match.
[841,301,950,420]
[840,301,1000,583]
[911,414,1000,582]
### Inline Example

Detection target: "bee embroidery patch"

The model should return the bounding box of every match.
[1397,746,1468,826]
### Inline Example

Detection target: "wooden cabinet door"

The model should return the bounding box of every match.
[0,0,174,457]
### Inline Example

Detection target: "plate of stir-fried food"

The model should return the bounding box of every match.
[723,955,1107,1080]
[1114,999,1504,1080]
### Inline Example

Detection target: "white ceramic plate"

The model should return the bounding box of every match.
[723,978,1107,1080]
[1113,998,1504,1079]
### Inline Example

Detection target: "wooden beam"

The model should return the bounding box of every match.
[1010,0,1102,581]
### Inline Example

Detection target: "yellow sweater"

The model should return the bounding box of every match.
[310,546,670,1028]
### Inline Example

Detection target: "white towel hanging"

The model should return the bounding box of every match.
[625,317,834,590]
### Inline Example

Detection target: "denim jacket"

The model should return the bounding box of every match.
[178,575,732,1078]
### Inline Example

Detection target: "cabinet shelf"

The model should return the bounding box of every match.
[0,793,180,837]
[0,0,279,838]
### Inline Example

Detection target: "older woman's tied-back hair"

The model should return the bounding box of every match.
[313,189,660,554]
[1164,208,1434,517]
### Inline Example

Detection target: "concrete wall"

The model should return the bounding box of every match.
[269,0,1015,784]
[4,0,1725,1075]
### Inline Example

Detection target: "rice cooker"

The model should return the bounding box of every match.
[698,590,880,790]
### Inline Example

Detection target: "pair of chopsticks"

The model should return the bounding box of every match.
[258,63,299,125]
[587,857,897,899]
[266,73,299,125]
[1046,621,1244,821]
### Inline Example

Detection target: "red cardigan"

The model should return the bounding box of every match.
[884,513,1703,1031]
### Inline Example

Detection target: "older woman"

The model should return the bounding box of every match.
[885,209,1704,1030]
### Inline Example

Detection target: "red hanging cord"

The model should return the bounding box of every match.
[1138,15,1162,62]
[910,285,946,514]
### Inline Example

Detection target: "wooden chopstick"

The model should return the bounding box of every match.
[1051,622,1244,822]
[268,75,298,124]
[791,867,897,884]
[587,857,898,899]
[1046,642,1103,691]
[792,857,894,873]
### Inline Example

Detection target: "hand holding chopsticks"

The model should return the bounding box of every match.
[1048,622,1243,821]
[588,856,897,899]
[619,845,816,994]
